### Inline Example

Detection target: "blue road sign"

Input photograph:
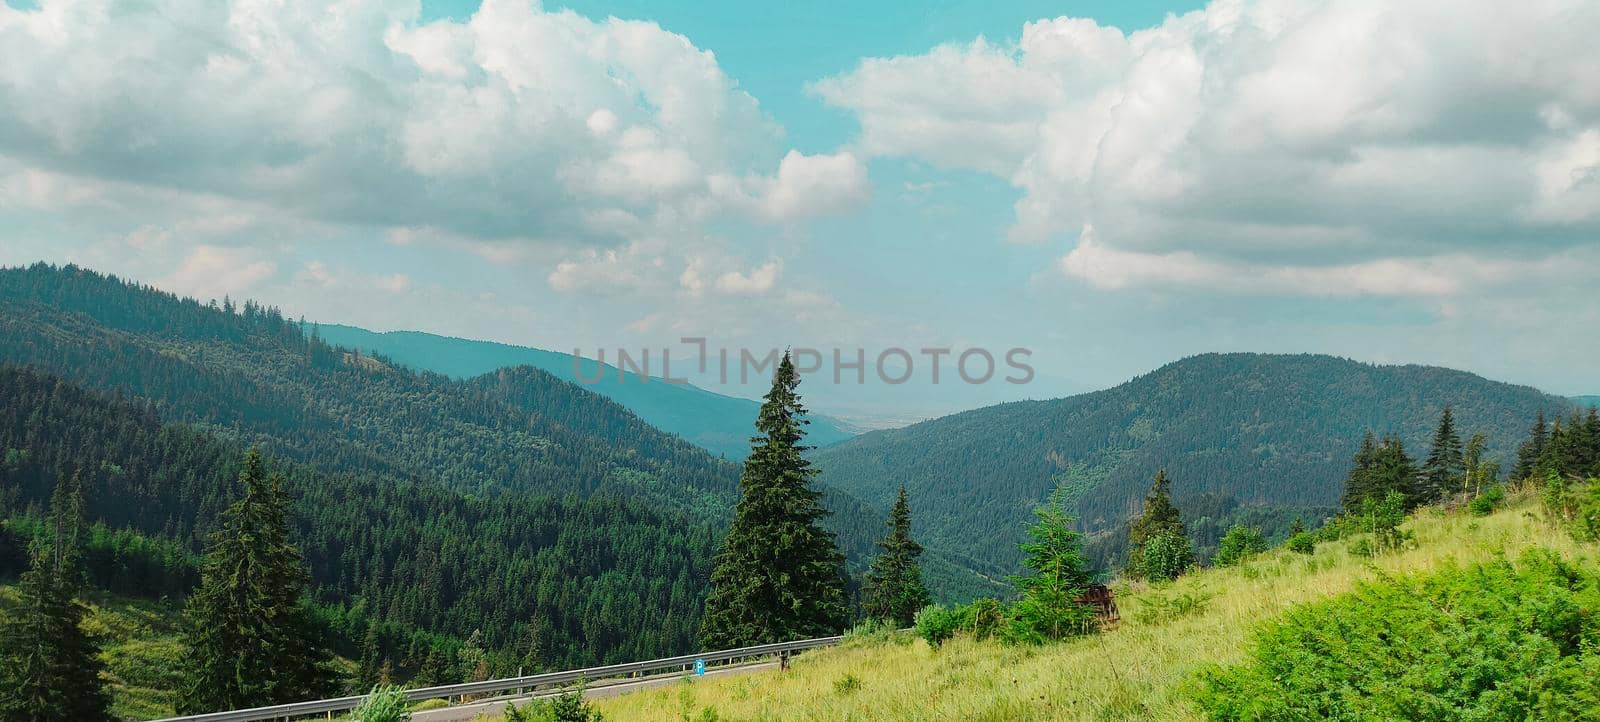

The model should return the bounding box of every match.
[693,659,706,676]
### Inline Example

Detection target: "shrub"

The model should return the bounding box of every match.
[1468,484,1505,517]
[1213,525,1269,567]
[1191,550,1600,721]
[503,685,603,722]
[914,604,960,648]
[1141,531,1195,582]
[1132,591,1211,625]
[832,674,861,695]
[1284,531,1315,555]
[350,686,409,722]
[958,597,1006,641]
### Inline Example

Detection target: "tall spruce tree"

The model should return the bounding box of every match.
[700,352,848,648]
[1340,431,1381,511]
[1515,412,1549,481]
[1419,406,1464,505]
[1006,484,1096,643]
[178,450,337,713]
[1369,436,1423,510]
[861,485,931,627]
[0,473,112,722]
[1127,469,1187,579]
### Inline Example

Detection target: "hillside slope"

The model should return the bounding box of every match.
[812,353,1573,570]
[593,494,1596,721]
[313,324,857,459]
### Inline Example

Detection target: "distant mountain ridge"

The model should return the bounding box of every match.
[311,324,857,460]
[812,353,1575,572]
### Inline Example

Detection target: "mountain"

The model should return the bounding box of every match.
[1573,395,1600,408]
[311,324,857,459]
[0,263,999,655]
[811,353,1574,571]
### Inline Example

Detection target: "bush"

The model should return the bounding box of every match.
[1141,531,1195,582]
[914,604,960,648]
[958,597,1006,641]
[1468,484,1505,517]
[350,686,410,722]
[503,685,604,722]
[1284,531,1315,555]
[1213,525,1269,567]
[1191,550,1600,721]
[832,673,861,695]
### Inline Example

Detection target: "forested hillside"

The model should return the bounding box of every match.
[0,363,714,672]
[812,353,1575,570]
[313,324,857,459]
[0,264,999,674]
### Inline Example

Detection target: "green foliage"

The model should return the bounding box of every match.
[177,450,338,713]
[700,353,848,648]
[958,597,1007,642]
[861,485,931,628]
[1468,484,1506,517]
[1284,531,1316,555]
[1213,525,1268,567]
[503,686,603,722]
[1127,469,1185,578]
[349,686,410,722]
[1191,550,1600,721]
[1418,406,1464,505]
[914,604,960,648]
[1341,435,1421,512]
[832,673,862,695]
[1005,486,1097,644]
[1139,531,1195,583]
[0,474,112,722]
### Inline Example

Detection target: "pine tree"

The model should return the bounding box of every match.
[1006,484,1095,643]
[1515,412,1549,481]
[1127,468,1185,578]
[178,450,338,713]
[700,352,848,648]
[356,621,383,692]
[1340,431,1380,511]
[1418,407,1464,505]
[861,485,931,627]
[0,473,112,722]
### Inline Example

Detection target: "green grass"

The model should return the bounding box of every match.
[0,585,187,720]
[588,493,1597,721]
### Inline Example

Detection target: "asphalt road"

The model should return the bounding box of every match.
[410,661,779,721]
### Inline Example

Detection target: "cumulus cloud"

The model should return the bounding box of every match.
[0,0,866,247]
[161,245,278,301]
[816,0,1600,291]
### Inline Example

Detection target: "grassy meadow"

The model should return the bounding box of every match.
[587,493,1596,722]
[0,585,186,720]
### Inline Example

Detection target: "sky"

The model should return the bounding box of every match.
[1,0,1597,425]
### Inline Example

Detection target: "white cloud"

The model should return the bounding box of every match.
[1057,227,1554,297]
[713,260,782,295]
[161,245,278,301]
[0,0,866,248]
[817,0,1600,292]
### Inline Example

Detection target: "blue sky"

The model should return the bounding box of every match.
[1,0,1596,424]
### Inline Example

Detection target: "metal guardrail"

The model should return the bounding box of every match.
[150,634,844,722]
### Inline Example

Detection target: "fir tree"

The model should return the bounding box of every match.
[700,352,848,648]
[0,473,112,722]
[1006,484,1096,643]
[356,621,383,692]
[1515,412,1549,481]
[861,485,931,627]
[1418,407,1464,504]
[177,450,338,713]
[1340,431,1381,511]
[1127,468,1185,578]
